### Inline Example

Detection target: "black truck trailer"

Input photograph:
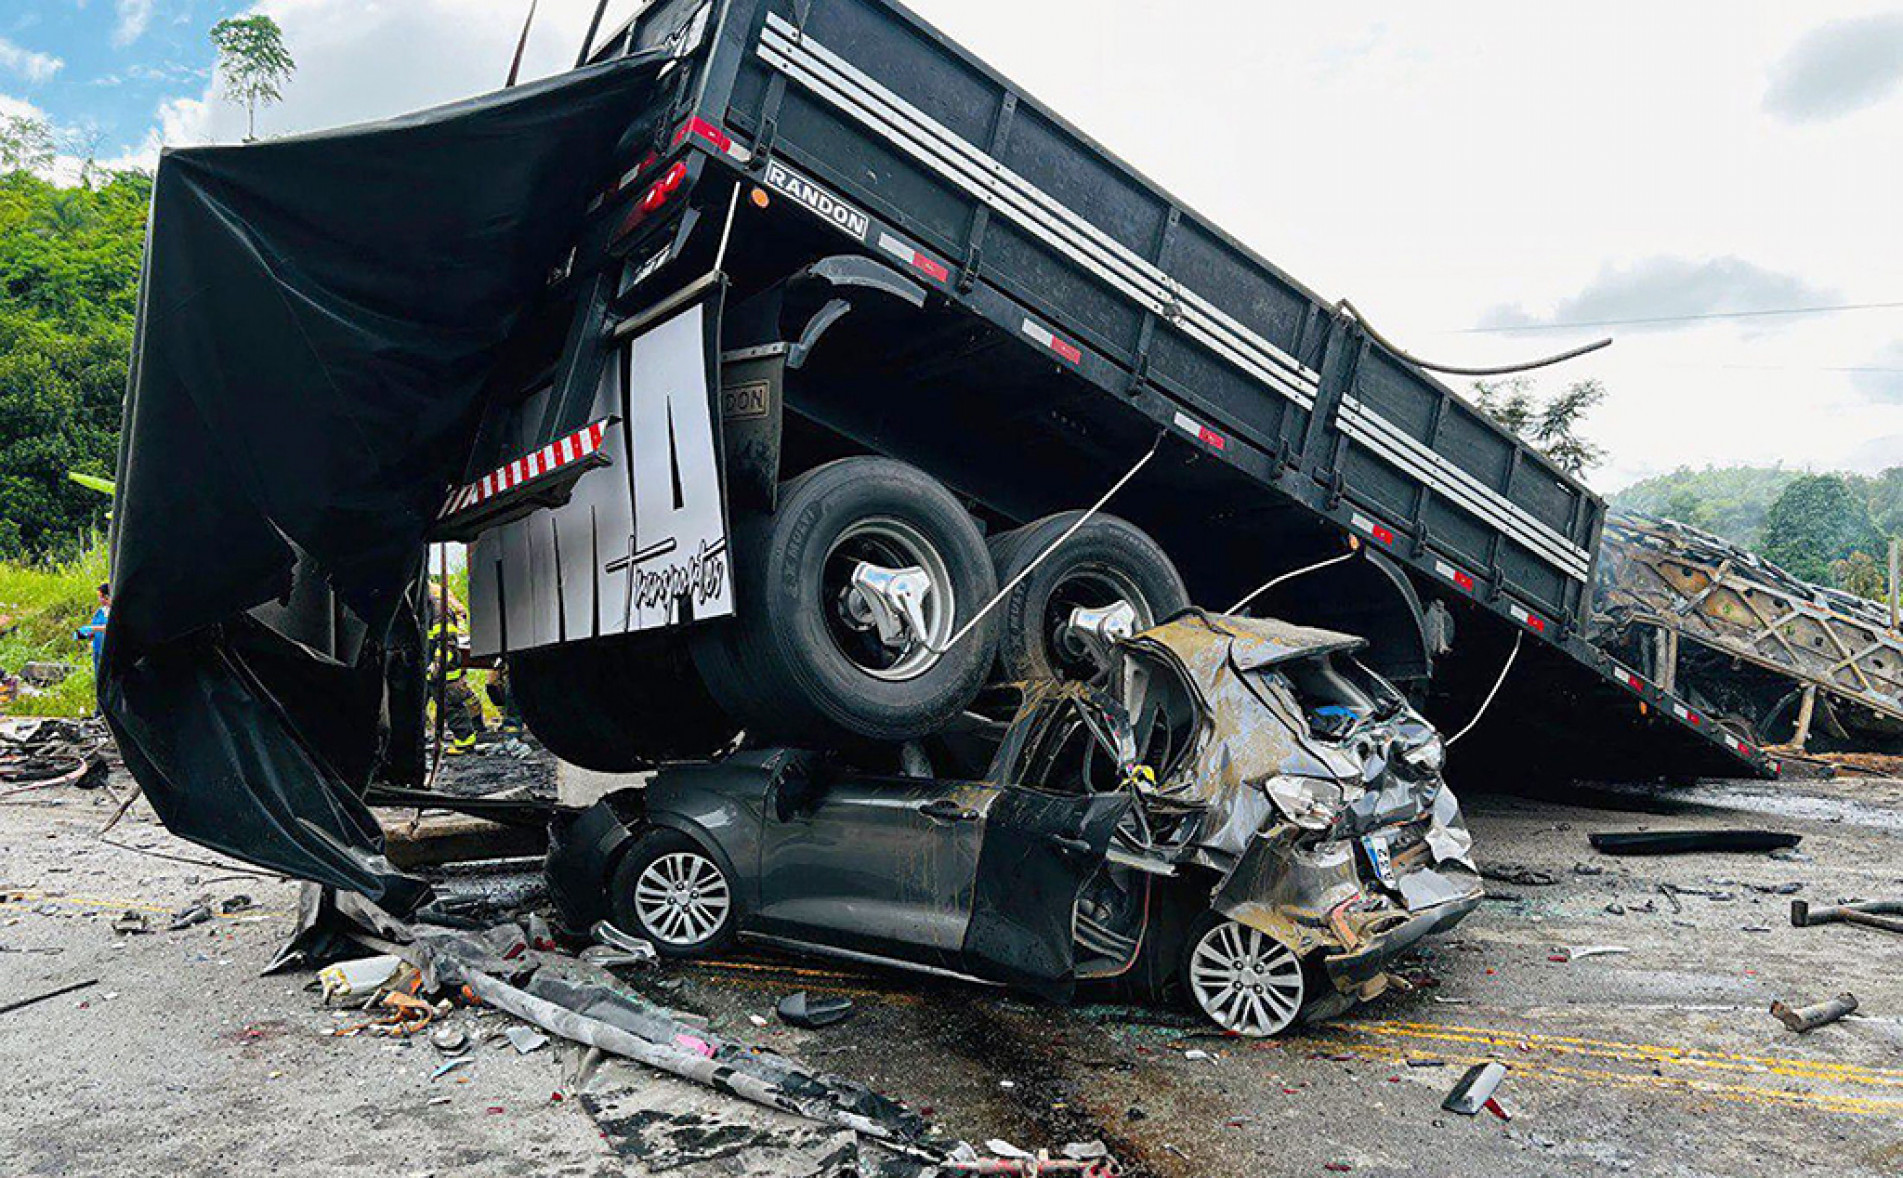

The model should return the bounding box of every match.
[437,0,1773,783]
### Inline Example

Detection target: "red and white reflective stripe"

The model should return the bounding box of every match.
[673,116,749,162]
[1350,512,1394,547]
[1725,733,1753,755]
[1021,318,1083,365]
[1613,665,1645,693]
[1171,411,1227,452]
[1671,702,1702,726]
[439,419,609,520]
[876,232,949,284]
[1506,603,1547,634]
[1432,558,1475,592]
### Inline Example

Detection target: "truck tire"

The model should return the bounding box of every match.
[510,632,736,771]
[691,457,998,746]
[988,512,1189,682]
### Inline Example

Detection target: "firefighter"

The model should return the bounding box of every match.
[427,580,484,755]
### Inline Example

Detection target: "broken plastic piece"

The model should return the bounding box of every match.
[777,991,855,1029]
[168,899,213,931]
[1770,992,1857,1033]
[1587,830,1800,856]
[317,955,403,1003]
[1442,1061,1508,1115]
[1558,945,1630,962]
[504,1025,550,1054]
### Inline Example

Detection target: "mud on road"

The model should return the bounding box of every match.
[3,767,1901,1177]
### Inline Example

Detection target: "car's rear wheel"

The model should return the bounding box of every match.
[988,512,1188,682]
[609,829,737,958]
[1180,911,1306,1037]
[691,457,998,746]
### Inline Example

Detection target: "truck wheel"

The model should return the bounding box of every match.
[691,457,999,745]
[510,632,736,772]
[988,512,1188,682]
[1180,910,1306,1037]
[609,828,737,958]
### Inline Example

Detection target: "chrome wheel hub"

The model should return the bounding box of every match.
[1188,920,1304,1037]
[632,851,731,947]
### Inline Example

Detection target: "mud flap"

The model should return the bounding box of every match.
[960,790,1132,997]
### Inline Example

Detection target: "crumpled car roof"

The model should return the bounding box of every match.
[1133,610,1365,680]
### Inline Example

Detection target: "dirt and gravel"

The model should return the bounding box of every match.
[3,758,1900,1177]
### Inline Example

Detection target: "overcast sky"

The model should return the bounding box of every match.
[4,0,1900,492]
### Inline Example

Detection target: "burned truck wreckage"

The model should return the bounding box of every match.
[547,613,1480,1035]
[99,0,1780,1050]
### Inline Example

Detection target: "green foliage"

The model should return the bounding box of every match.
[1612,466,1806,547]
[1759,475,1884,585]
[0,115,55,174]
[210,15,296,141]
[1831,550,1887,600]
[1472,376,1607,475]
[0,168,148,561]
[0,542,108,717]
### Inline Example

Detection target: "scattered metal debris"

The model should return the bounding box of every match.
[1588,830,1801,856]
[316,955,403,1003]
[112,910,149,935]
[1791,898,1903,936]
[580,921,658,970]
[0,977,99,1016]
[1442,1061,1508,1116]
[1770,993,1858,1033]
[1555,945,1631,963]
[504,1025,550,1055]
[778,991,855,1029]
[1480,864,1560,887]
[430,1025,470,1055]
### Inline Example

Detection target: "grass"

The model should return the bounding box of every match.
[0,541,107,717]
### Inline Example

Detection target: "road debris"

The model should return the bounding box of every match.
[777,991,855,1029]
[1791,898,1903,936]
[1769,993,1858,1033]
[430,1025,470,1055]
[168,898,213,931]
[430,1057,473,1081]
[1480,863,1560,887]
[112,911,149,935]
[317,955,404,1004]
[504,1025,549,1054]
[1553,945,1631,963]
[1442,1061,1509,1116]
[580,921,658,970]
[1588,830,1801,856]
[0,976,99,1016]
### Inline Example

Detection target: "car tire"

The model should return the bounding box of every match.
[987,512,1189,682]
[691,457,999,746]
[609,828,738,959]
[1178,909,1307,1037]
[510,632,736,772]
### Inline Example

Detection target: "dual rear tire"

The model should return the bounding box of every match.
[518,456,1190,762]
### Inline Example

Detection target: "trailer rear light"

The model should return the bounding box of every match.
[619,162,691,238]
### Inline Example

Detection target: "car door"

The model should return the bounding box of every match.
[751,768,995,971]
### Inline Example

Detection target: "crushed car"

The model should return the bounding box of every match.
[547,611,1482,1035]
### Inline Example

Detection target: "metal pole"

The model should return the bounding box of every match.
[1793,685,1817,752]
[1888,536,1899,632]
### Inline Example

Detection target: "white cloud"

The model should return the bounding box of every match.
[1765,12,1903,122]
[113,0,157,48]
[0,36,64,83]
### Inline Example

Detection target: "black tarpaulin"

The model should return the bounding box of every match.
[102,55,667,910]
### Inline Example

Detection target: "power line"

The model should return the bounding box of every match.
[1454,300,1903,334]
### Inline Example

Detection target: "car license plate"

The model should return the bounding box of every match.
[1362,833,1397,887]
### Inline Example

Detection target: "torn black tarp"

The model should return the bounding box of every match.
[102,53,669,910]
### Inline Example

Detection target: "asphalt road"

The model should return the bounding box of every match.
[2,764,1900,1177]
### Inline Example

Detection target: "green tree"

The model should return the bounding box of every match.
[1473,376,1607,475]
[0,169,148,560]
[1831,550,1886,600]
[1759,474,1884,585]
[0,115,55,175]
[210,15,297,142]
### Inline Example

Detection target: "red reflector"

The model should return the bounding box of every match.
[913,252,949,283]
[1454,570,1474,590]
[660,161,688,192]
[640,185,668,213]
[1370,524,1393,545]
[676,116,733,154]
[1050,337,1083,365]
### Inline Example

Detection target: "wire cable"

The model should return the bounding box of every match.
[1336,299,1610,377]
[1227,549,1360,614]
[1446,632,1522,747]
[1455,300,1903,334]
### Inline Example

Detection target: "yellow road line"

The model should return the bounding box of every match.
[1339,1039,1903,1118]
[1356,1019,1903,1089]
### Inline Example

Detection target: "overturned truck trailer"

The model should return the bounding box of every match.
[1595,514,1903,752]
[105,0,1771,904]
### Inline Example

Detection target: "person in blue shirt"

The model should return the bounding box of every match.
[75,583,110,666]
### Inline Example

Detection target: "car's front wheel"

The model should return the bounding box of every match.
[609,829,737,959]
[1180,911,1306,1037]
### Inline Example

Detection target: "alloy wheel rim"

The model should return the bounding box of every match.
[633,851,731,946]
[1188,920,1304,1036]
